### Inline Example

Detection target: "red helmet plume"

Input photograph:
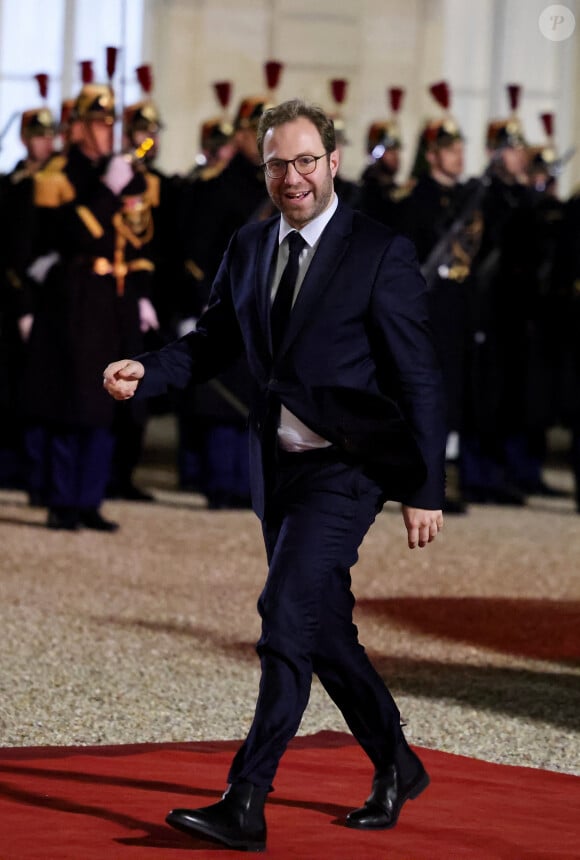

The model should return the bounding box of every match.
[330,79,348,105]
[106,47,119,80]
[214,81,232,109]
[34,73,49,100]
[429,81,450,110]
[136,64,153,94]
[507,84,521,112]
[389,87,404,114]
[540,112,554,139]
[264,60,283,91]
[79,61,94,84]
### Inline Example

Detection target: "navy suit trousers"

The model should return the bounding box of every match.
[228,447,403,789]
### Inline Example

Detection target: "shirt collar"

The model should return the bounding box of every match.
[278,193,339,248]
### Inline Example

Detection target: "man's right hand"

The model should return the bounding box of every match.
[103,360,145,400]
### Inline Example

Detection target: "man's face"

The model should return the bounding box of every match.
[27,134,54,165]
[380,147,400,175]
[501,145,528,179]
[262,116,338,229]
[236,128,261,164]
[428,139,464,182]
[79,119,114,160]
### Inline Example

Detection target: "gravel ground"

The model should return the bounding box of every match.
[0,420,578,777]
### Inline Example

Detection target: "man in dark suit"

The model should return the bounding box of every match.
[104,99,446,852]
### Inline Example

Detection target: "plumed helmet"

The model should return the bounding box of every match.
[20,107,56,139]
[200,117,234,153]
[367,120,402,155]
[72,83,115,124]
[367,87,405,156]
[486,83,527,150]
[123,100,163,136]
[233,96,272,131]
[486,118,527,150]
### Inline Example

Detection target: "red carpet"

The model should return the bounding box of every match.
[0,731,578,859]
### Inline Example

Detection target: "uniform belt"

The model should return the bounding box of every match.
[92,257,155,278]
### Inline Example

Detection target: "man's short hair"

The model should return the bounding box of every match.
[256,99,336,159]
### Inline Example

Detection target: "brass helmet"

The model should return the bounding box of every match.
[233,96,272,131]
[21,72,56,138]
[411,81,463,178]
[124,64,163,138]
[486,118,527,150]
[486,83,527,150]
[72,83,115,125]
[420,82,463,149]
[367,120,402,156]
[329,79,350,146]
[367,87,405,156]
[201,116,234,154]
[528,112,558,180]
[233,60,282,131]
[123,100,163,137]
[20,107,56,139]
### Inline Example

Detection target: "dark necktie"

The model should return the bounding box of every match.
[271,231,306,354]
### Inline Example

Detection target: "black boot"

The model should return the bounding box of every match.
[166,781,267,852]
[78,507,119,532]
[345,736,429,830]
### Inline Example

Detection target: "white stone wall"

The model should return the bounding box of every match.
[146,0,579,194]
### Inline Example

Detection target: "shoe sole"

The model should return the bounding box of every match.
[166,812,266,852]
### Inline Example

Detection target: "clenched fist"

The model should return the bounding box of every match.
[103,359,145,400]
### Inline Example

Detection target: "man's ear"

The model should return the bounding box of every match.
[329,148,340,176]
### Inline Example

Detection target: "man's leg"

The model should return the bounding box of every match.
[228,455,384,789]
[166,454,382,849]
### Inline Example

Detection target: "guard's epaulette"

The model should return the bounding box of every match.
[390,180,416,202]
[198,160,228,182]
[34,157,75,207]
[145,171,161,207]
[42,154,68,174]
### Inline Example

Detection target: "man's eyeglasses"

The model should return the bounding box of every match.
[260,153,328,179]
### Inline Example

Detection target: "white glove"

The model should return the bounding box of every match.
[177,316,197,338]
[18,313,34,342]
[102,154,134,196]
[138,297,160,333]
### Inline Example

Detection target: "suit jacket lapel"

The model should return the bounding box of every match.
[255,220,279,357]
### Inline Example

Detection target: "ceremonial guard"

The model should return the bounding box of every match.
[105,63,178,502]
[186,81,236,182]
[0,74,57,498]
[358,87,408,230]
[462,85,551,504]
[327,79,361,208]
[22,57,157,530]
[403,81,483,513]
[176,64,279,507]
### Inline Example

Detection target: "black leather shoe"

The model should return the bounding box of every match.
[345,737,429,830]
[166,782,267,852]
[78,508,119,532]
[47,507,79,531]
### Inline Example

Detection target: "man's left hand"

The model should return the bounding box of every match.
[402,506,444,549]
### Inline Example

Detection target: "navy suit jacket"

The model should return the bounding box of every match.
[137,202,447,517]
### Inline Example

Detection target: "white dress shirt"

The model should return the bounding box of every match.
[272,194,339,452]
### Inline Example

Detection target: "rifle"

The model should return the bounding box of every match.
[0,111,20,153]
[420,169,491,289]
